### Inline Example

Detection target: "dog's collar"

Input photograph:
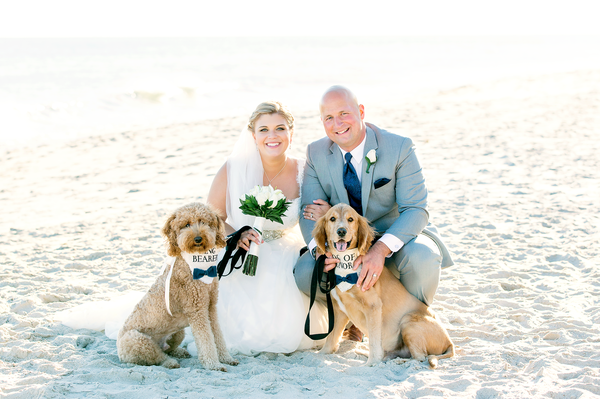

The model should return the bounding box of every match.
[330,248,360,292]
[180,250,219,283]
[159,249,219,316]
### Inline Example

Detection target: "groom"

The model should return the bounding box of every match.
[294,85,453,309]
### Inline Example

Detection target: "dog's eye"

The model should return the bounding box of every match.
[186,224,190,228]
[330,217,336,222]
[348,217,354,222]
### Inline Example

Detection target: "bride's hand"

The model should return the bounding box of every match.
[303,199,331,222]
[237,229,263,251]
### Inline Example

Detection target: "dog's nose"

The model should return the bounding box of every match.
[337,228,347,237]
[194,236,203,244]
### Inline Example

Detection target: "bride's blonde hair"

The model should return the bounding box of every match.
[247,101,294,132]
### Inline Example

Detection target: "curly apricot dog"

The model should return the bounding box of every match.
[117,202,238,370]
[314,203,454,368]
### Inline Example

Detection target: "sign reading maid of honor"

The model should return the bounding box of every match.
[331,248,361,292]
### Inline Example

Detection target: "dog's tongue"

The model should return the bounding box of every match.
[334,240,348,252]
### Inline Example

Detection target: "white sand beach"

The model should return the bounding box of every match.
[1,69,599,398]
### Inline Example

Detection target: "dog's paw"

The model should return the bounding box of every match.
[160,358,180,369]
[221,356,239,366]
[169,347,191,358]
[203,362,228,372]
[318,346,338,355]
[364,356,383,367]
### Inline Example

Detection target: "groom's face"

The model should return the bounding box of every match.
[320,91,366,152]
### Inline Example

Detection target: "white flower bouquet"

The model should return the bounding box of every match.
[239,185,291,276]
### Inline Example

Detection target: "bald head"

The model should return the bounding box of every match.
[319,85,359,112]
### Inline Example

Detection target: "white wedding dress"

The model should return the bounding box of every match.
[57,159,328,355]
[216,159,328,355]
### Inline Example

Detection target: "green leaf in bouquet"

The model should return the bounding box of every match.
[271,215,284,224]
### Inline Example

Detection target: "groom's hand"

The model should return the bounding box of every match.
[355,241,390,291]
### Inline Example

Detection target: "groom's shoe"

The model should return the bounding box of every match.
[343,324,364,342]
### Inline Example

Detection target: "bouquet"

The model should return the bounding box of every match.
[239,185,291,276]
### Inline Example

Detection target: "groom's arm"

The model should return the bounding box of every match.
[358,135,429,290]
[299,143,329,244]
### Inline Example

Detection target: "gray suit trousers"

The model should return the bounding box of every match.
[294,233,442,306]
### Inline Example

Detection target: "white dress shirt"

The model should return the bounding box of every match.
[307,132,404,257]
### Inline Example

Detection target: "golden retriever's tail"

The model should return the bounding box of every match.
[427,343,455,368]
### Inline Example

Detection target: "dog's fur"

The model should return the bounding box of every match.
[117,202,238,370]
[313,203,454,367]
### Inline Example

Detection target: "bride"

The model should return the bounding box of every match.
[58,101,327,356]
[208,101,327,355]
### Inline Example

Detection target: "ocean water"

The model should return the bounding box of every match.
[2,36,600,148]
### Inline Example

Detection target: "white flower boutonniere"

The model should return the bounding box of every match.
[365,149,377,173]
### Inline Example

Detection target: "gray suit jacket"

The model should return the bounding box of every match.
[300,122,453,268]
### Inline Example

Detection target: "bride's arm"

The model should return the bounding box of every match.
[207,162,261,251]
[207,163,235,235]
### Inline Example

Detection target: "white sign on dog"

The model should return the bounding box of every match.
[330,248,361,292]
[160,247,219,316]
[181,248,219,284]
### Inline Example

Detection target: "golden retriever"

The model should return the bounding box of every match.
[313,203,454,367]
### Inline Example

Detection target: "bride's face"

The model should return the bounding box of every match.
[252,113,292,159]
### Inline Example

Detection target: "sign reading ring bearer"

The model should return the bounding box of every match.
[160,248,219,316]
[330,248,361,292]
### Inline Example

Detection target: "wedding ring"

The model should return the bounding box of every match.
[311,213,313,219]
[372,273,377,278]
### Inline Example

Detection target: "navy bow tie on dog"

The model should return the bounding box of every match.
[343,152,363,216]
[335,272,359,286]
[193,265,218,279]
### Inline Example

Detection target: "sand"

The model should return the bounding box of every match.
[1,69,599,398]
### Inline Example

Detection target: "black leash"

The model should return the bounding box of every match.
[216,226,253,279]
[304,255,337,340]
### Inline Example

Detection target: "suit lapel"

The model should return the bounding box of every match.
[361,126,378,214]
[328,142,349,204]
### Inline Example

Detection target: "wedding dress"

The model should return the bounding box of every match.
[58,128,328,355]
[216,159,328,355]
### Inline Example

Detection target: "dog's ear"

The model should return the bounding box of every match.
[312,215,328,255]
[357,215,375,255]
[215,214,227,248]
[161,212,180,257]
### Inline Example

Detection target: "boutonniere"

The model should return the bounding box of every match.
[365,149,377,173]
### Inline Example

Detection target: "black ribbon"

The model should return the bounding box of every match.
[304,255,337,341]
[216,226,253,279]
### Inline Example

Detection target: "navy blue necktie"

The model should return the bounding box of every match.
[343,152,362,215]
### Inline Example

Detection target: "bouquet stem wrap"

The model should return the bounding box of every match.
[242,216,266,276]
